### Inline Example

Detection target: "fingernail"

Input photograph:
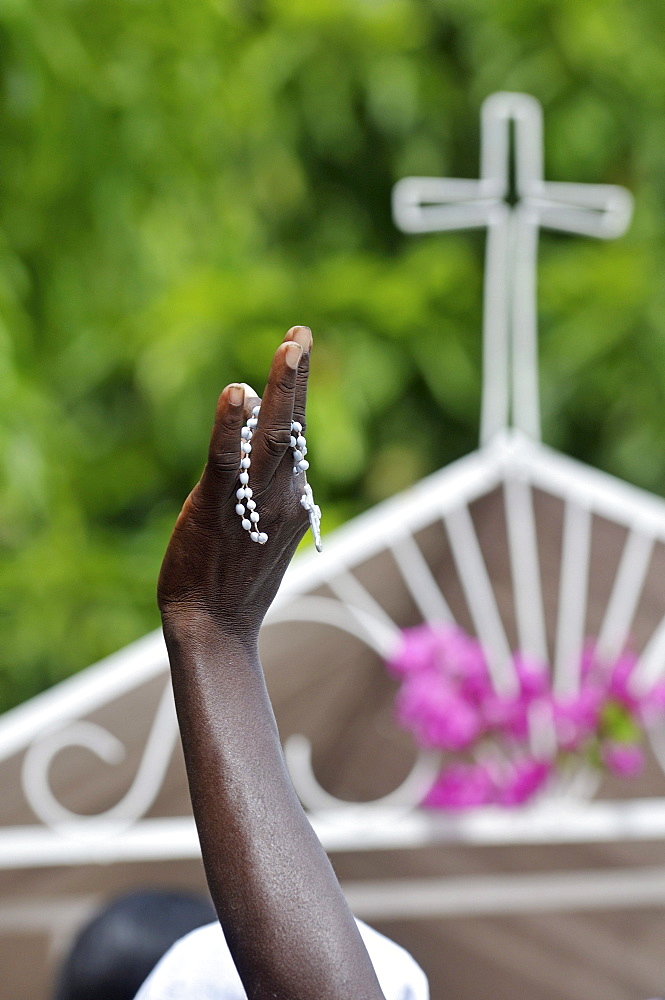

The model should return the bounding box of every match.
[285,342,303,370]
[288,326,313,353]
[228,384,244,406]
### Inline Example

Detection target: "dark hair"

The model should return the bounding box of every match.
[53,888,215,1000]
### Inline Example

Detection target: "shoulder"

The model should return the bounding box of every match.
[134,919,429,1000]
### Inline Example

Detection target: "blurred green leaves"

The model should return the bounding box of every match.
[1,0,665,710]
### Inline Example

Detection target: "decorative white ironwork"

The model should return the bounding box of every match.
[393,91,633,444]
[2,433,665,875]
[391,91,637,701]
[0,629,169,764]
[503,475,547,663]
[8,792,665,871]
[22,679,179,836]
[268,595,441,813]
[285,735,440,815]
[597,530,654,664]
[443,503,516,693]
[282,432,665,815]
[553,498,593,696]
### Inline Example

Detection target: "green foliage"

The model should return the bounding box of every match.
[1,0,665,710]
[600,701,641,746]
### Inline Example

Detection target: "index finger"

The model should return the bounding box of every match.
[249,339,302,489]
[197,382,246,504]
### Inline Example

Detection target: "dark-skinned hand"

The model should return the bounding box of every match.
[157,326,313,638]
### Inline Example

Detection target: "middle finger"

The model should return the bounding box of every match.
[248,340,302,490]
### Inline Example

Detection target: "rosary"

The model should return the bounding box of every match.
[234,405,322,552]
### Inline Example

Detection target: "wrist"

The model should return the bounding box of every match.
[160,606,260,661]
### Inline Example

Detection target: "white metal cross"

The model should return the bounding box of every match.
[392,92,633,445]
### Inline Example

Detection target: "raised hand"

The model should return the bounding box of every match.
[157,326,387,1000]
[157,325,313,637]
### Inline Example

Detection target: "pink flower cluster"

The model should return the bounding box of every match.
[386,624,665,811]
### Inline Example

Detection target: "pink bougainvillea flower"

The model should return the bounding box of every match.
[552,685,604,750]
[482,691,530,741]
[395,674,483,751]
[514,655,550,700]
[608,651,641,711]
[388,624,492,693]
[602,742,645,778]
[579,643,599,680]
[436,628,490,697]
[388,623,665,811]
[387,624,442,678]
[640,680,665,725]
[496,758,552,806]
[423,762,494,811]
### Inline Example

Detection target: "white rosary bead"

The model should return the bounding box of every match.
[290,419,321,550]
[234,407,321,550]
[236,406,268,544]
[300,480,322,552]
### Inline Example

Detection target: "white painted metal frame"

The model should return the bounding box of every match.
[4,431,665,878]
[393,91,633,444]
[2,93,665,924]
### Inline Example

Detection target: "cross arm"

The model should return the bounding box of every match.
[526,180,633,239]
[392,176,500,233]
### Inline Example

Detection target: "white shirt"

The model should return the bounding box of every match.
[135,918,429,1000]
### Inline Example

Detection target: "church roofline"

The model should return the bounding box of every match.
[3,429,665,762]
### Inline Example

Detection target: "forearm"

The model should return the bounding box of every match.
[164,615,386,1000]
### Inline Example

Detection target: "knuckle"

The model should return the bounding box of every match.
[270,376,295,401]
[260,426,292,458]
[215,411,242,437]
[206,448,240,476]
[296,352,310,378]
